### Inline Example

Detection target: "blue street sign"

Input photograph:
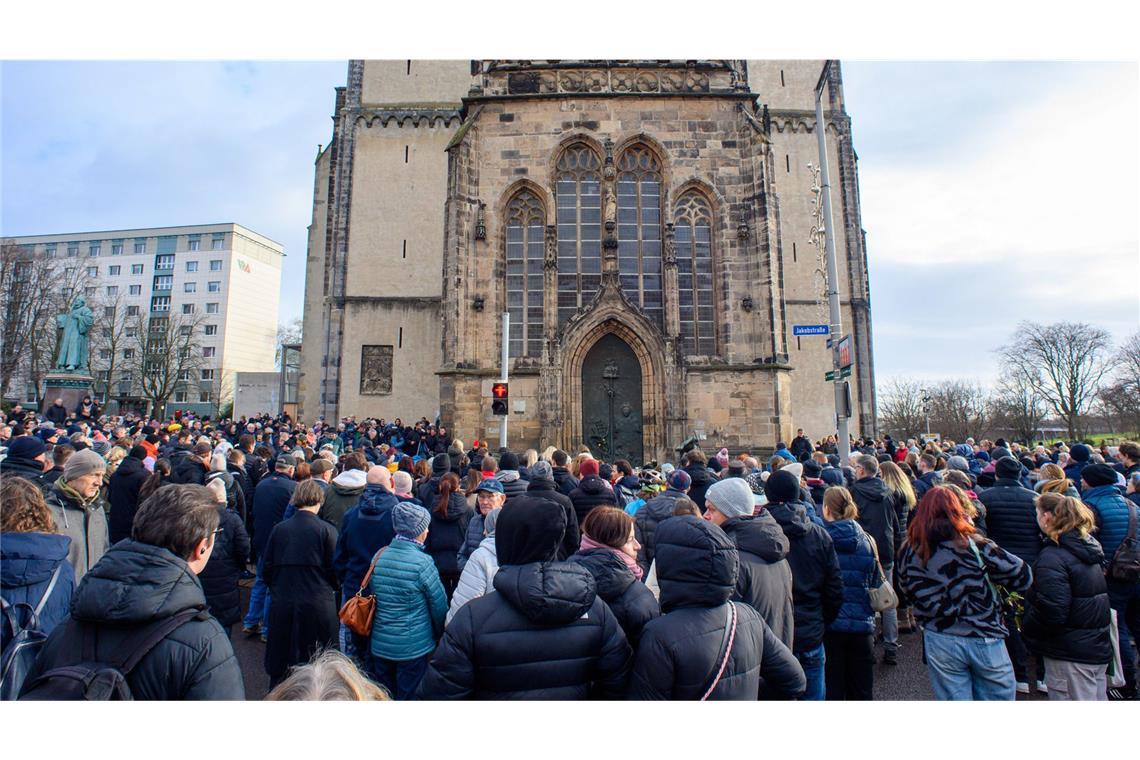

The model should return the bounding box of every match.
[793,324,830,336]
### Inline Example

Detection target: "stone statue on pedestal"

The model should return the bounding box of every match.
[54,295,94,372]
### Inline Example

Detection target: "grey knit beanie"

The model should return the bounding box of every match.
[705,478,755,519]
[63,448,107,481]
[392,501,431,539]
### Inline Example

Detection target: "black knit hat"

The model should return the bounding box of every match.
[765,470,800,503]
[995,457,1022,481]
[1081,463,1118,488]
[495,500,566,565]
[431,453,451,474]
[499,451,520,471]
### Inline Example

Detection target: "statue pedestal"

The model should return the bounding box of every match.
[40,373,96,417]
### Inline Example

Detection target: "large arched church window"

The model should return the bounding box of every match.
[505,190,545,358]
[617,146,663,328]
[674,192,716,355]
[555,145,603,326]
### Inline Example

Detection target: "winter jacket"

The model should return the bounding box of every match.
[822,519,878,635]
[764,501,844,653]
[553,466,579,496]
[569,547,660,646]
[418,561,632,700]
[423,491,473,580]
[197,505,251,627]
[43,480,109,585]
[614,475,642,507]
[21,539,244,699]
[0,532,76,649]
[251,472,297,560]
[1081,484,1134,562]
[171,455,209,486]
[227,462,254,517]
[1022,531,1112,665]
[912,470,941,501]
[204,469,246,524]
[897,537,1032,639]
[0,455,50,490]
[633,487,689,575]
[683,463,719,511]
[719,513,796,649]
[320,469,367,531]
[851,476,903,566]
[44,404,68,426]
[369,537,448,662]
[333,485,398,600]
[447,535,499,626]
[457,512,485,573]
[627,516,806,700]
[569,475,618,526]
[106,455,151,544]
[522,477,581,561]
[978,477,1044,565]
[496,470,530,501]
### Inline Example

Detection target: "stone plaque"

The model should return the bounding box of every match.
[360,345,393,395]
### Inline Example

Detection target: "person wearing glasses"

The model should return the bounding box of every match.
[197,479,252,640]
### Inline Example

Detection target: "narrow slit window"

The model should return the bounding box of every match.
[398,327,403,348]
[780,69,785,87]
[405,145,409,163]
[792,241,797,263]
[402,240,407,259]
[786,154,790,173]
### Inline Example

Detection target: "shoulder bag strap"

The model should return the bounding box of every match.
[113,608,211,676]
[700,602,738,701]
[358,547,387,593]
[32,565,63,619]
[1127,503,1137,542]
[967,538,1002,606]
[864,533,887,586]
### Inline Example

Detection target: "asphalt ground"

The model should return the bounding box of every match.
[232,581,1047,701]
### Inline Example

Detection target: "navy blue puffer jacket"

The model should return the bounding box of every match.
[978,478,1043,565]
[1,532,76,649]
[821,519,878,634]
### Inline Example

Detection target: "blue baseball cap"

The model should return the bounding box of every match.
[475,478,505,494]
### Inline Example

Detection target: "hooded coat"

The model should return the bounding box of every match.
[1021,531,1112,665]
[0,532,76,649]
[821,519,878,634]
[552,466,579,496]
[764,501,844,654]
[447,534,498,626]
[0,454,50,489]
[333,485,398,600]
[850,476,903,566]
[719,513,796,649]
[518,477,580,561]
[197,505,251,627]
[496,469,530,500]
[627,516,806,700]
[569,547,660,646]
[683,462,719,511]
[423,490,473,582]
[569,475,618,526]
[633,487,690,575]
[20,539,244,700]
[44,480,109,585]
[106,455,151,544]
[418,500,632,700]
[319,469,367,532]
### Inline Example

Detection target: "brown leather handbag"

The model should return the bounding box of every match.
[338,548,386,636]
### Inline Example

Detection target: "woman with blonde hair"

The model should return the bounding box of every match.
[521,448,539,478]
[540,445,558,463]
[265,649,390,701]
[1021,493,1111,700]
[1034,463,1079,498]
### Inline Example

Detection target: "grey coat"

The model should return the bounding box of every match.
[44,481,109,584]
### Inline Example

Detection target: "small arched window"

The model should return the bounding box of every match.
[674,192,715,355]
[617,146,663,327]
[505,190,545,358]
[555,145,603,325]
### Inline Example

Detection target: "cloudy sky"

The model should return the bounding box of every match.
[2,60,1137,387]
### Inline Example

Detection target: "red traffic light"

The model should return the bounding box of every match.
[492,382,509,399]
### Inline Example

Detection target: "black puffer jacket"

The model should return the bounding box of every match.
[0,455,49,489]
[1021,531,1112,665]
[851,476,903,566]
[521,478,581,560]
[719,513,795,649]
[683,463,719,510]
[553,467,579,496]
[171,455,208,486]
[764,502,844,654]
[424,491,473,579]
[633,487,689,574]
[21,539,245,700]
[107,455,150,544]
[627,516,805,700]
[198,505,252,627]
[418,562,632,699]
[569,476,618,526]
[978,478,1044,565]
[569,548,660,646]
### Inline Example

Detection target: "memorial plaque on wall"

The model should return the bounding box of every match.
[360,345,393,395]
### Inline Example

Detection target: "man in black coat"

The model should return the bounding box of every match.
[682,448,719,510]
[515,460,580,560]
[44,398,69,427]
[21,484,245,699]
[107,445,152,544]
[418,499,632,700]
[496,451,530,501]
[243,456,297,639]
[627,515,805,699]
[762,470,843,701]
[551,449,579,496]
[633,469,692,575]
[790,428,814,463]
[0,435,51,489]
[912,454,942,501]
[850,454,905,664]
[568,458,618,526]
[171,441,212,485]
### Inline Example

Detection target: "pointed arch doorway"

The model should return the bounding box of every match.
[581,333,643,464]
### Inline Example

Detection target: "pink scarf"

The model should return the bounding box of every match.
[580,534,644,581]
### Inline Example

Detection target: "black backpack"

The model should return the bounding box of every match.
[1108,503,1140,584]
[17,608,208,700]
[1,565,63,701]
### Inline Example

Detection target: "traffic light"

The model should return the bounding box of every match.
[491,382,509,416]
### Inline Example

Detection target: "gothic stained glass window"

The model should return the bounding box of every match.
[555,145,602,326]
[675,192,716,355]
[505,190,545,358]
[617,146,663,328]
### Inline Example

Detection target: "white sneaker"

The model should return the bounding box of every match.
[1016,682,1030,695]
[1036,680,1048,694]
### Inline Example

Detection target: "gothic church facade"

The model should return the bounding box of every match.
[300,60,875,463]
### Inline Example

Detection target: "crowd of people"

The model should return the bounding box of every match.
[1,404,1137,702]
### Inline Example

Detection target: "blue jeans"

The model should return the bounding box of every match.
[243,566,271,635]
[795,644,826,701]
[880,563,898,653]
[923,629,1015,700]
[371,652,431,701]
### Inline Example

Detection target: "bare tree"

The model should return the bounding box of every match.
[123,310,206,419]
[877,378,927,440]
[927,380,993,443]
[999,322,1117,440]
[87,289,131,405]
[991,370,1049,444]
[1094,332,1140,437]
[0,240,69,399]
[275,317,303,371]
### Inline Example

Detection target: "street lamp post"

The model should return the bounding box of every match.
[813,60,851,464]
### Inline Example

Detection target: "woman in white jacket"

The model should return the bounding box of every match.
[445,507,501,625]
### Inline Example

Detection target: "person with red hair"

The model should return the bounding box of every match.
[896,486,1032,700]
